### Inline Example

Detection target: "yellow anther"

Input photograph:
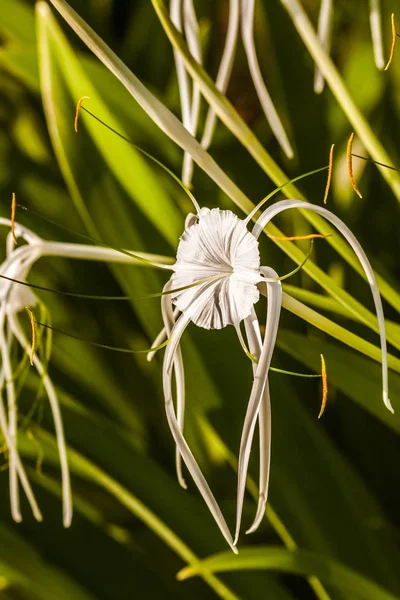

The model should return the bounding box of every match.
[268,233,331,241]
[11,193,17,245]
[318,354,328,419]
[347,133,362,198]
[25,308,37,366]
[74,96,90,132]
[385,14,397,71]
[323,144,334,204]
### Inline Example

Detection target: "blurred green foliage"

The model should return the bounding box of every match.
[0,1,399,598]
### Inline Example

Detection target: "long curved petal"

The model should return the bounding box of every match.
[0,310,42,521]
[369,0,384,70]
[182,0,202,186]
[0,309,20,522]
[9,313,73,527]
[161,280,186,488]
[314,0,333,93]
[147,306,180,362]
[252,199,393,413]
[241,0,293,158]
[171,0,191,129]
[234,267,281,545]
[163,286,236,552]
[244,307,272,535]
[201,0,240,149]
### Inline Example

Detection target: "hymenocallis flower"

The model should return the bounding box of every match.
[39,0,393,552]
[0,213,170,527]
[145,194,392,551]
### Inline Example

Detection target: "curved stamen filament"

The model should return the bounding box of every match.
[262,240,315,283]
[36,321,171,356]
[243,165,328,226]
[79,105,201,214]
[351,153,400,173]
[0,273,226,302]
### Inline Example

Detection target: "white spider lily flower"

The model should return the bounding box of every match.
[148,197,391,550]
[0,218,169,527]
[0,219,72,526]
[315,0,384,93]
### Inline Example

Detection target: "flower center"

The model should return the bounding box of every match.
[171,208,261,330]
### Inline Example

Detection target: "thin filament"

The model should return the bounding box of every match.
[16,203,173,269]
[80,103,201,214]
[243,165,328,226]
[347,133,362,198]
[0,273,226,302]
[267,234,330,241]
[36,321,171,355]
[351,153,400,173]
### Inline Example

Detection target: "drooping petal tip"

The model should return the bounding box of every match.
[384,392,394,414]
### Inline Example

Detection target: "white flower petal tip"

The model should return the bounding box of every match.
[232,544,239,555]
[12,512,23,524]
[245,495,266,535]
[171,208,261,329]
[384,393,394,414]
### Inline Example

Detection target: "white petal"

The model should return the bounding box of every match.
[369,0,385,70]
[182,0,202,186]
[244,307,272,535]
[0,306,20,522]
[172,208,261,329]
[163,284,237,551]
[0,310,42,521]
[201,0,240,149]
[241,0,293,158]
[314,0,333,93]
[253,199,393,413]
[234,268,282,545]
[161,280,186,489]
[10,314,73,527]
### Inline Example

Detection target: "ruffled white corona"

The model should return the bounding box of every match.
[171,208,261,329]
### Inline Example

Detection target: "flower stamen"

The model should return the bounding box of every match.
[25,308,37,366]
[318,354,328,419]
[11,193,17,245]
[74,96,90,132]
[323,143,334,204]
[347,133,363,198]
[384,13,397,71]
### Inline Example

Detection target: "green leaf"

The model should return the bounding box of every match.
[178,546,400,600]
[37,1,182,246]
[277,330,400,430]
